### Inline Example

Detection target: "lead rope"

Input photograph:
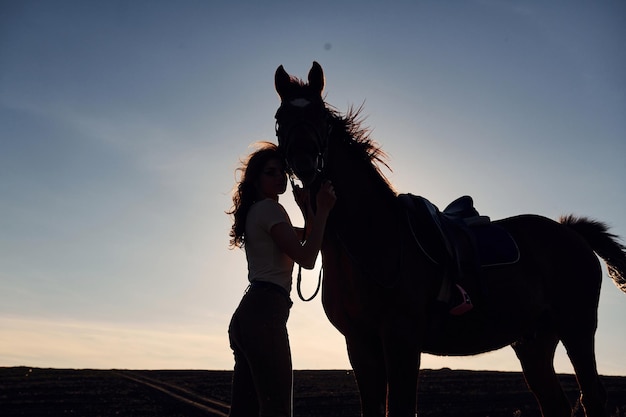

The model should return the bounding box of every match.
[290,176,323,302]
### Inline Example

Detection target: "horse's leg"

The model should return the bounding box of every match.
[559,254,607,417]
[383,332,420,417]
[346,333,388,417]
[512,332,572,417]
[561,329,607,417]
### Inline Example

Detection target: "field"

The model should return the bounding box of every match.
[2,367,626,416]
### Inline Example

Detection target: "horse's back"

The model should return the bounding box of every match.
[495,214,600,270]
[494,213,602,307]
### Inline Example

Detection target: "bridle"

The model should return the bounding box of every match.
[275,97,331,187]
[275,97,332,301]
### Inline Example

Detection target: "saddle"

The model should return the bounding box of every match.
[399,194,520,315]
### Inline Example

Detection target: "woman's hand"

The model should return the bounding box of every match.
[316,181,336,215]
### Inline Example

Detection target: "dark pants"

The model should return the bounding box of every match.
[228,282,293,417]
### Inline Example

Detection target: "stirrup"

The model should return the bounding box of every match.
[449,284,473,316]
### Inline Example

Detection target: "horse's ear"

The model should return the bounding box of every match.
[275,65,291,100]
[308,61,324,96]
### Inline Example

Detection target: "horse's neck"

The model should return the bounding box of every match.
[327,140,398,235]
[324,139,403,287]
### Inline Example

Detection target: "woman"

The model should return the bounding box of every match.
[226,142,336,417]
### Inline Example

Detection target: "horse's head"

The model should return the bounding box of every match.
[274,61,330,186]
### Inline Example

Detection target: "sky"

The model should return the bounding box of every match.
[1,1,625,375]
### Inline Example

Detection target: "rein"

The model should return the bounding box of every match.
[296,257,323,302]
[277,108,330,302]
[290,176,323,302]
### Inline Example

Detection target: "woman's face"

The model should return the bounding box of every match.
[256,158,287,200]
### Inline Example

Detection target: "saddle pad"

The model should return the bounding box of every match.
[471,224,520,267]
[400,194,520,268]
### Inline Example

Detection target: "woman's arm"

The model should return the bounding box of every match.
[271,181,336,269]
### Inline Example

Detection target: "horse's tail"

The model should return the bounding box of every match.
[560,215,626,293]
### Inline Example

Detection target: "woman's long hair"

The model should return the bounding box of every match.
[227,142,283,248]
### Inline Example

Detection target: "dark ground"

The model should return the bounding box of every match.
[1,367,626,416]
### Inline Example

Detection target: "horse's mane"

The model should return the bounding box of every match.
[326,102,396,195]
[278,67,395,194]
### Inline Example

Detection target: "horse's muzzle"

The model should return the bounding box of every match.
[288,155,319,186]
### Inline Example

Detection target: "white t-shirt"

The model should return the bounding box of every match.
[245,199,295,293]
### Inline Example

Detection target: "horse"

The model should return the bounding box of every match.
[273,61,626,417]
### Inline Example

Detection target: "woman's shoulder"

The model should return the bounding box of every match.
[250,198,286,215]
[255,198,283,208]
[248,199,290,227]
